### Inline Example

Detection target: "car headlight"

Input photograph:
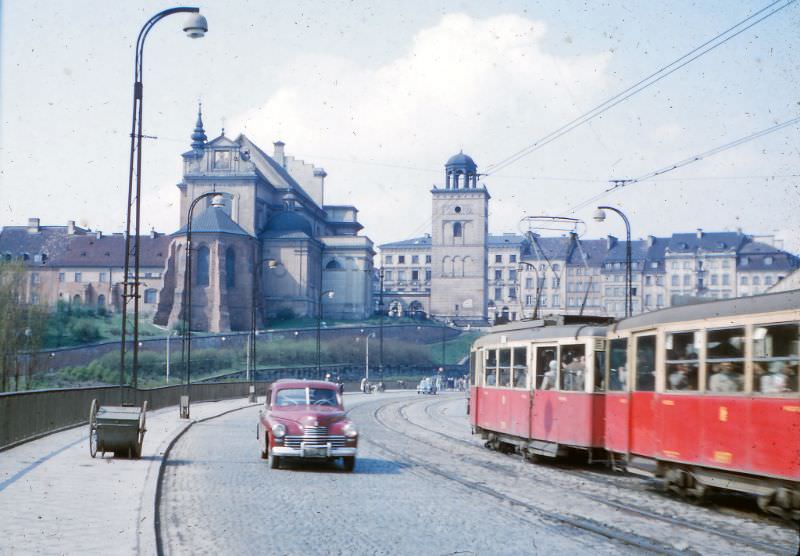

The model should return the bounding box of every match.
[271,423,286,438]
[342,422,358,439]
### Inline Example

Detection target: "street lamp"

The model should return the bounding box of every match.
[594,205,632,317]
[250,258,279,401]
[316,290,335,378]
[378,268,385,377]
[181,192,225,415]
[119,7,208,405]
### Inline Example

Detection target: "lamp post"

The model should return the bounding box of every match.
[180,192,225,414]
[316,290,335,379]
[378,268,385,377]
[119,7,208,405]
[250,257,278,401]
[363,332,376,383]
[594,205,632,317]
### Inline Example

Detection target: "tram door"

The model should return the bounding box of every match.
[630,334,658,456]
[531,345,559,442]
[604,338,630,454]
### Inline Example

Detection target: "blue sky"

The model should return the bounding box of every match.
[1,1,798,249]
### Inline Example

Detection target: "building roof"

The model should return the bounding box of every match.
[488,234,526,247]
[265,210,313,237]
[666,231,744,253]
[173,206,252,237]
[379,236,432,249]
[0,225,170,268]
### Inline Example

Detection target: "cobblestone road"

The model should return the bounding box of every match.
[159,392,799,555]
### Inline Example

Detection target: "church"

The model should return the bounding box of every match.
[153,108,375,331]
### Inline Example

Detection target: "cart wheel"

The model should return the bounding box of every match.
[89,399,98,458]
[135,401,148,459]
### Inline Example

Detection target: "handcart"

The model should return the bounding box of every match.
[88,399,148,459]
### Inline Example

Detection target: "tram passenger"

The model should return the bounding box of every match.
[668,364,691,390]
[708,362,742,392]
[540,360,558,390]
[760,361,793,393]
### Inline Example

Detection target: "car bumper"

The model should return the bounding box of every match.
[272,446,357,458]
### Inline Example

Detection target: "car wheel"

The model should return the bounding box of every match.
[270,454,281,469]
[342,456,356,472]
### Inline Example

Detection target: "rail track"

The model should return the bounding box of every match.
[366,394,796,555]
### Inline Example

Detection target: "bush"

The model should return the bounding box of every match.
[275,307,297,321]
[70,320,101,343]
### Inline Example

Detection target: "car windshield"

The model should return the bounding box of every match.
[274,387,339,407]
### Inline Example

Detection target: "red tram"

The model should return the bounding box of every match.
[469,290,800,518]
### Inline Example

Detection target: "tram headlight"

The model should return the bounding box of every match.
[343,422,358,439]
[271,423,286,439]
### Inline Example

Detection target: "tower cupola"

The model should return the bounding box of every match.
[445,151,478,189]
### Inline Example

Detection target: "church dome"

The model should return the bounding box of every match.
[266,211,313,236]
[445,151,477,171]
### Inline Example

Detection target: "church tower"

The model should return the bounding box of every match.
[429,152,489,322]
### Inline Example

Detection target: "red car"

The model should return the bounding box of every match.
[258,379,358,471]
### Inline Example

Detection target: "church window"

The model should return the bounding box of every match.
[226,247,236,288]
[213,150,231,170]
[454,206,462,213]
[325,259,343,270]
[453,222,462,238]
[196,245,210,286]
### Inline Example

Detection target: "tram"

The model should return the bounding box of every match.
[469,290,800,518]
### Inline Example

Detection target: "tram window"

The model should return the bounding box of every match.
[498,348,511,387]
[752,322,799,394]
[512,347,528,388]
[536,346,558,390]
[706,327,745,393]
[559,344,586,391]
[665,331,699,391]
[635,336,656,391]
[485,350,497,386]
[594,349,606,392]
[469,352,476,386]
[607,339,628,391]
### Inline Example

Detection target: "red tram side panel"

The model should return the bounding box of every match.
[531,391,604,448]
[748,397,800,480]
[604,392,629,454]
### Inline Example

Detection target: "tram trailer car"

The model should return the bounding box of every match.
[469,291,800,519]
[469,317,610,460]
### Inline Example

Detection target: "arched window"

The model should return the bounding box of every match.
[453,222,462,238]
[97,294,106,308]
[325,259,343,270]
[225,247,236,289]
[196,245,210,286]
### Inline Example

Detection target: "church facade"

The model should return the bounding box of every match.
[153,109,375,332]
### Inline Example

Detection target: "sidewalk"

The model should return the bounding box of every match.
[0,397,259,555]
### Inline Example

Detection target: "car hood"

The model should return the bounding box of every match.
[270,406,348,427]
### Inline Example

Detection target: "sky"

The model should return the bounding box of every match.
[1,0,798,251]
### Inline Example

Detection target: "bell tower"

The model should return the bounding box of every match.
[429,152,489,322]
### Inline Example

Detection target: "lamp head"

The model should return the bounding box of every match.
[183,13,208,39]
[265,258,278,268]
[326,290,335,299]
[593,208,607,223]
[211,194,225,208]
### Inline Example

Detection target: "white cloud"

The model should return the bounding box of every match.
[230,13,612,245]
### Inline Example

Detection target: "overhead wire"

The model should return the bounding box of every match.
[561,115,800,215]
[484,0,796,176]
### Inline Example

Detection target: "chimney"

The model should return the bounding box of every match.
[150,228,157,239]
[95,230,102,239]
[696,228,703,239]
[273,141,285,167]
[606,235,617,250]
[27,218,40,233]
[647,235,655,248]
[67,220,76,235]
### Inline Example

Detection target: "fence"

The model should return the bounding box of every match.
[0,381,268,451]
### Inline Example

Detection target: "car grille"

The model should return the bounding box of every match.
[284,425,347,448]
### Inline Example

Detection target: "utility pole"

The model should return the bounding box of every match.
[378,268,384,376]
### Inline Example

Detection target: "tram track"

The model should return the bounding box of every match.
[373,394,795,555]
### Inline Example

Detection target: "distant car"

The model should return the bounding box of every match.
[258,379,358,471]
[417,377,436,394]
